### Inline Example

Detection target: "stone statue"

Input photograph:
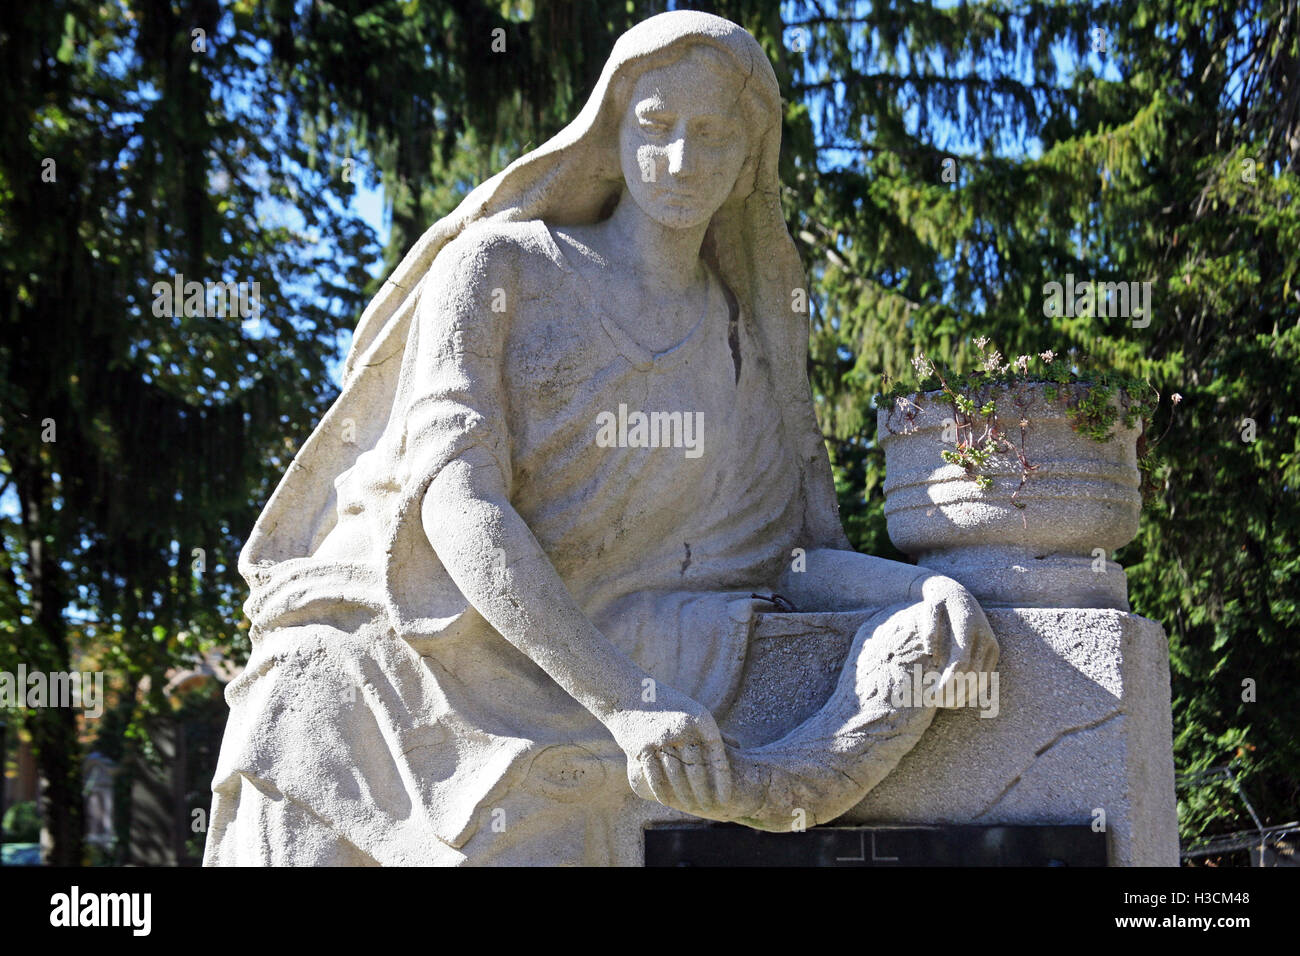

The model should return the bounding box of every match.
[204,10,999,866]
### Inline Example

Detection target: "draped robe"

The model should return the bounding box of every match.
[205,218,840,865]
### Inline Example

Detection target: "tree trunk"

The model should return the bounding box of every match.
[30,707,83,865]
[18,473,84,866]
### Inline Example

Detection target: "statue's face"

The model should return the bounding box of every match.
[618,46,750,230]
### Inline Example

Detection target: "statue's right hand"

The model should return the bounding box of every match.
[603,684,735,820]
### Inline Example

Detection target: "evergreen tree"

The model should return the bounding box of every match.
[782,0,1299,845]
[0,0,376,863]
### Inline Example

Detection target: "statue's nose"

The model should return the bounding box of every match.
[666,137,693,177]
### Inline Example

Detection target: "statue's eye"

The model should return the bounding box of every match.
[693,118,733,143]
[639,115,671,135]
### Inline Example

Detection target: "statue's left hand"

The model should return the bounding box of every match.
[913,573,1000,691]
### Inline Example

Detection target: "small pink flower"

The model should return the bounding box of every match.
[1039,350,1056,363]
[1171,393,1183,405]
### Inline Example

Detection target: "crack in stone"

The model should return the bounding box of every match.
[364,348,402,369]
[973,710,1122,820]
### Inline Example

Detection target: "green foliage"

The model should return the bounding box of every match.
[2,800,41,843]
[0,0,378,862]
[885,340,1168,505]
[256,0,660,265]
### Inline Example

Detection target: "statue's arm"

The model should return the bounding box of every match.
[421,448,651,726]
[410,223,732,816]
[420,447,733,813]
[410,226,667,730]
[775,547,940,610]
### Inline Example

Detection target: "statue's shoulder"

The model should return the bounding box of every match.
[433,218,568,289]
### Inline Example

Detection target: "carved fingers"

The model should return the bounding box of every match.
[916,574,1000,705]
[610,682,740,818]
[633,739,734,819]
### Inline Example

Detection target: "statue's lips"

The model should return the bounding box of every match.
[657,188,705,205]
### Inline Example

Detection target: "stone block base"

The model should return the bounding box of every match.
[635,606,1178,866]
[843,608,1178,866]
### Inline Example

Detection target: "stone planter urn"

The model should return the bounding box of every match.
[877,383,1142,610]
[839,383,1180,866]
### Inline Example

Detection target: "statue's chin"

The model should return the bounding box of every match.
[634,198,716,231]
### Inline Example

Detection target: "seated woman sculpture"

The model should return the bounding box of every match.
[204,10,998,866]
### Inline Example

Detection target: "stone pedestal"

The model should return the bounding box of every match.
[843,608,1178,866]
[855,389,1180,866]
[698,605,1179,865]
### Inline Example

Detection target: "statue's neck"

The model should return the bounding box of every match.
[605,192,708,294]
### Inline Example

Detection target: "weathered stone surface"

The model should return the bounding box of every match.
[204,10,1176,869]
[859,388,1180,866]
[721,610,878,748]
[679,604,1179,866]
